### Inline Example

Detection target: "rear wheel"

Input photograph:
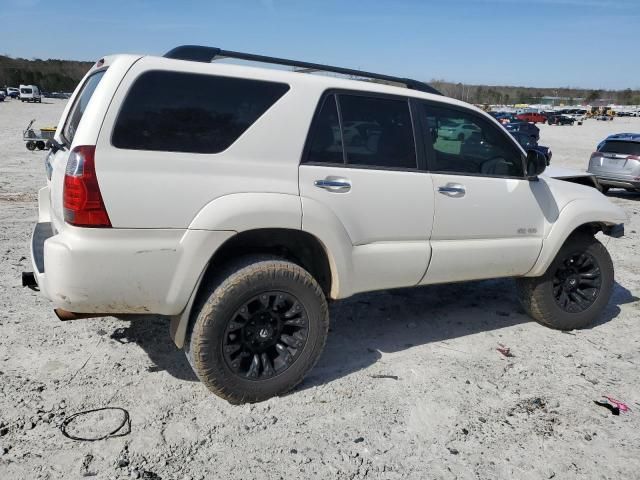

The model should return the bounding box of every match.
[26,141,36,151]
[515,234,613,330]
[186,256,329,403]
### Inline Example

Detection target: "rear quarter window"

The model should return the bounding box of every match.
[63,70,106,144]
[112,71,290,154]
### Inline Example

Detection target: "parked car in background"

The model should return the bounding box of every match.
[596,114,614,121]
[516,112,547,124]
[6,87,19,98]
[489,112,517,124]
[20,84,42,103]
[587,133,640,193]
[547,114,574,126]
[503,120,540,141]
[559,109,586,124]
[509,131,552,164]
[438,119,481,141]
[0,91,5,102]
[463,129,552,165]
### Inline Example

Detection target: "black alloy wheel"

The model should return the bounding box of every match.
[222,291,309,380]
[552,252,601,313]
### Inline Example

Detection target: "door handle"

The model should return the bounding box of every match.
[314,177,351,193]
[438,183,466,197]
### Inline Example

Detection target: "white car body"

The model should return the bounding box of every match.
[30,52,627,348]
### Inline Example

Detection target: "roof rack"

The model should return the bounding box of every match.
[163,45,442,96]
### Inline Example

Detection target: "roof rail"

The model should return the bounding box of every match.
[163,45,442,96]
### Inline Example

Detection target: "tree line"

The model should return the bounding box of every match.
[0,55,92,92]
[2,55,639,105]
[429,80,640,105]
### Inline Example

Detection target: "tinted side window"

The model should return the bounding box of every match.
[421,104,524,177]
[338,95,416,169]
[306,95,344,164]
[112,71,289,154]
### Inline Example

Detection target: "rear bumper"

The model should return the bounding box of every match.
[29,220,235,315]
[590,173,640,189]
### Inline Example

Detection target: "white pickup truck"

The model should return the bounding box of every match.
[24,46,626,403]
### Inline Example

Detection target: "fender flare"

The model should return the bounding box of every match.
[171,193,355,348]
[188,192,302,231]
[525,198,626,277]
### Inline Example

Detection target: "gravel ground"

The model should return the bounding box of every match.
[1,98,639,480]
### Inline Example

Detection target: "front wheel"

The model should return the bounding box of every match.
[186,256,329,403]
[515,234,614,330]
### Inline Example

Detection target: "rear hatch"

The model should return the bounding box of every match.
[47,55,140,233]
[589,140,640,176]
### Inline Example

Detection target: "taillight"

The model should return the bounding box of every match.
[63,145,111,227]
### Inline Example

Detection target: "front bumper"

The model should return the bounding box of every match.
[603,223,625,238]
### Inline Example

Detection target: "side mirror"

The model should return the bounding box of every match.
[526,149,547,177]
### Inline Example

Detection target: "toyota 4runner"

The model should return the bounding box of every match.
[24,46,626,403]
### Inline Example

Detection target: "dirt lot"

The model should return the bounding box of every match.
[1,98,639,480]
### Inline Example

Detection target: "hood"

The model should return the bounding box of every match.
[543,166,592,180]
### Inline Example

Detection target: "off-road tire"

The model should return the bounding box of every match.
[515,234,614,330]
[185,256,329,404]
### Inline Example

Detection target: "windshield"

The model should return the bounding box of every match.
[62,70,106,144]
[598,140,640,156]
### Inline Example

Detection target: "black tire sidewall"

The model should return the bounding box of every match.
[190,260,328,403]
[537,236,614,330]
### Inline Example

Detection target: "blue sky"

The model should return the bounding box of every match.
[1,0,638,89]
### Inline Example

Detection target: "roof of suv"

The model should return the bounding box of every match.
[603,133,640,143]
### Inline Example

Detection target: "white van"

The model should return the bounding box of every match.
[19,84,42,103]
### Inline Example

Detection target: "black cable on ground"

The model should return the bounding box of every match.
[60,407,131,441]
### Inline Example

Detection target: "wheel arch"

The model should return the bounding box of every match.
[170,227,335,348]
[526,199,626,277]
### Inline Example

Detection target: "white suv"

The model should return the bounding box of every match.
[25,46,626,403]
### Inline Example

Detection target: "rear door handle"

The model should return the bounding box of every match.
[314,177,351,193]
[438,183,466,197]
